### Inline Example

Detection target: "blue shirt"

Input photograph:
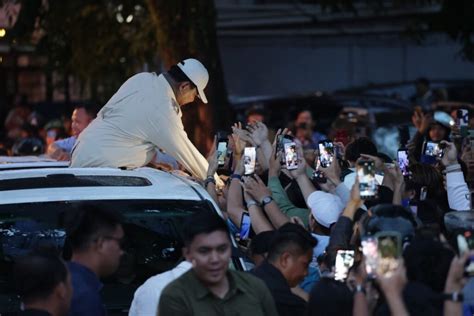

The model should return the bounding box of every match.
[68,261,106,316]
[54,136,77,154]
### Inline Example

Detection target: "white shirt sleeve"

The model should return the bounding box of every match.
[335,183,351,205]
[129,283,158,316]
[147,101,209,180]
[446,166,470,211]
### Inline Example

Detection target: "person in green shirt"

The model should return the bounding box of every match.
[158,210,278,316]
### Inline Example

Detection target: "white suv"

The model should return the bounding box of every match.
[0,167,244,314]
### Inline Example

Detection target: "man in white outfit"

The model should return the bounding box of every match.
[70,58,210,180]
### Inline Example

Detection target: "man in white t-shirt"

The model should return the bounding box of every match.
[70,59,211,180]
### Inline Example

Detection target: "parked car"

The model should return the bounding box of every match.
[0,167,245,315]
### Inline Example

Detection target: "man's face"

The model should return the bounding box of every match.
[429,124,446,142]
[71,108,93,137]
[247,114,264,124]
[281,249,312,287]
[296,111,313,127]
[98,224,125,277]
[177,82,199,106]
[184,230,231,286]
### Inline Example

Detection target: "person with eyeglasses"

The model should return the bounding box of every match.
[64,205,124,316]
[70,58,213,183]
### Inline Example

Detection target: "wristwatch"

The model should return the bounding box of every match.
[442,292,464,302]
[260,196,274,207]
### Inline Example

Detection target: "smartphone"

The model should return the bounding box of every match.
[216,140,228,167]
[397,149,409,177]
[457,230,474,276]
[458,109,469,137]
[361,237,379,278]
[240,213,251,240]
[284,142,298,170]
[334,250,355,282]
[243,147,256,175]
[375,232,401,277]
[420,186,428,201]
[277,134,295,161]
[318,140,334,168]
[423,141,443,158]
[357,160,377,199]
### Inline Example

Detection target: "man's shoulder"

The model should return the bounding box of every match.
[231,270,270,293]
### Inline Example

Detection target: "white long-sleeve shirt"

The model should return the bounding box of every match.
[70,73,209,179]
[129,261,192,316]
[446,164,471,211]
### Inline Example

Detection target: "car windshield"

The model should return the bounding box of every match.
[0,199,241,314]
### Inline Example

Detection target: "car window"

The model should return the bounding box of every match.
[0,199,241,314]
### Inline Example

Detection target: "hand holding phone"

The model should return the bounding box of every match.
[376,232,402,277]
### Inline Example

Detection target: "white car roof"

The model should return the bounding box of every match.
[0,167,212,205]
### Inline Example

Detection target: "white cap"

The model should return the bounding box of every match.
[307,191,345,228]
[177,58,209,104]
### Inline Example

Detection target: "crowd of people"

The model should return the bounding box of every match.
[5,59,474,316]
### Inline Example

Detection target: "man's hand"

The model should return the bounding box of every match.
[247,121,269,146]
[268,142,282,177]
[444,251,472,292]
[440,141,458,167]
[206,136,218,177]
[412,111,432,133]
[231,123,255,146]
[242,174,272,203]
[350,177,362,204]
[377,259,407,296]
[317,158,341,185]
[230,122,247,156]
[234,154,245,176]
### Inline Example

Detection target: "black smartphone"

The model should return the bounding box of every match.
[284,142,298,170]
[244,147,256,175]
[357,159,377,199]
[397,149,409,177]
[318,140,334,168]
[240,212,251,240]
[334,250,355,282]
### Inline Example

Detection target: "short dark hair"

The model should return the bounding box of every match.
[267,223,317,262]
[64,204,122,252]
[167,65,197,88]
[74,102,98,118]
[182,210,229,247]
[14,253,68,304]
[344,137,377,162]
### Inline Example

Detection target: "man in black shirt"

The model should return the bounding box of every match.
[252,223,317,316]
[14,253,73,316]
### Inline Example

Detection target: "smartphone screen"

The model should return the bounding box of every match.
[420,186,427,201]
[277,135,294,162]
[457,230,474,276]
[397,150,409,177]
[376,232,401,277]
[334,250,355,282]
[217,141,228,167]
[240,213,251,240]
[284,142,298,170]
[357,160,377,199]
[244,147,256,175]
[318,141,334,168]
[361,237,378,277]
[458,109,469,137]
[424,141,443,158]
